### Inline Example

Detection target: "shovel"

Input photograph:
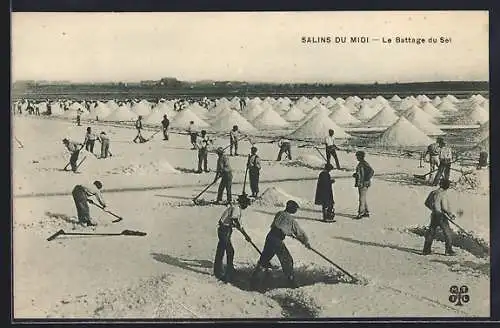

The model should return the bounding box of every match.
[47,229,147,241]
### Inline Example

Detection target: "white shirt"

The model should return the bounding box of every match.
[325,135,335,146]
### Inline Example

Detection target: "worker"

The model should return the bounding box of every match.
[229,125,241,156]
[247,147,261,198]
[324,129,341,170]
[315,163,336,222]
[432,138,453,186]
[214,194,251,282]
[62,138,83,173]
[276,137,292,161]
[161,115,170,141]
[353,151,374,219]
[196,130,211,173]
[76,113,81,126]
[71,180,106,227]
[214,147,233,204]
[98,131,111,159]
[187,121,198,149]
[422,179,456,256]
[133,116,147,143]
[250,200,311,289]
[83,127,97,155]
[424,137,442,183]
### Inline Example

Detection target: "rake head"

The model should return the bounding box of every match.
[121,230,147,236]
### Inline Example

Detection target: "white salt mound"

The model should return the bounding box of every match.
[406,114,444,136]
[90,103,112,119]
[375,116,434,147]
[257,187,310,207]
[403,105,436,124]
[290,112,350,139]
[355,104,379,121]
[466,105,489,124]
[364,106,398,127]
[328,105,362,126]
[282,106,306,122]
[438,99,458,112]
[421,103,444,118]
[131,102,152,116]
[252,108,289,128]
[105,105,137,122]
[171,109,210,128]
[210,110,257,132]
[390,95,402,101]
[285,154,325,169]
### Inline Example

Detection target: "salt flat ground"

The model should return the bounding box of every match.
[12,116,489,318]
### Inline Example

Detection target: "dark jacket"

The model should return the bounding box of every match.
[315,170,335,205]
[354,160,374,188]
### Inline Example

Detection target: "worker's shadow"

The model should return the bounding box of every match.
[45,211,79,224]
[151,253,213,276]
[332,236,422,255]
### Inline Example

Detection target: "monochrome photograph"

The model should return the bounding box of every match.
[11,11,490,319]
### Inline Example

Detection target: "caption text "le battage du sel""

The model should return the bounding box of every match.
[301,36,452,45]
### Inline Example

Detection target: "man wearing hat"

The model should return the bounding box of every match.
[62,138,83,173]
[250,200,311,289]
[214,147,233,204]
[325,129,341,169]
[213,194,251,282]
[247,146,261,197]
[71,180,106,226]
[353,151,374,219]
[229,125,241,156]
[424,137,442,183]
[195,130,212,173]
[432,138,453,186]
[315,163,336,222]
[133,115,147,143]
[161,114,170,141]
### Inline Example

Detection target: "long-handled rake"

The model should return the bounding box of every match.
[88,200,124,223]
[63,156,87,171]
[192,178,219,204]
[443,212,489,253]
[47,229,147,241]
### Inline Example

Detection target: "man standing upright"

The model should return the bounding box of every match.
[229,125,241,156]
[432,138,453,186]
[325,129,341,170]
[161,114,170,141]
[247,146,261,198]
[353,151,374,219]
[84,127,97,155]
[62,138,83,173]
[98,131,111,159]
[133,116,147,143]
[424,137,442,183]
[71,180,106,226]
[196,130,211,173]
[214,147,233,204]
[315,163,336,222]
[422,179,456,256]
[187,121,198,149]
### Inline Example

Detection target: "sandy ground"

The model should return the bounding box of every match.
[12,116,490,318]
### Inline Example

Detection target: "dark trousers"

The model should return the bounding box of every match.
[197,149,208,172]
[358,186,369,215]
[253,227,294,280]
[190,133,197,148]
[322,201,335,221]
[86,140,95,153]
[72,185,91,224]
[230,140,238,155]
[432,162,451,185]
[69,151,80,172]
[326,145,341,169]
[423,213,454,253]
[277,143,292,161]
[213,225,234,279]
[163,128,169,140]
[217,171,233,202]
[249,168,260,196]
[100,140,110,158]
[133,129,145,143]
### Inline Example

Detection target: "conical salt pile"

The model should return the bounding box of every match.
[445,94,459,103]
[49,102,65,115]
[290,112,350,139]
[336,97,345,104]
[273,102,291,114]
[282,106,305,122]
[328,104,362,126]
[376,95,390,105]
[243,103,265,121]
[69,102,85,111]
[303,104,330,121]
[364,105,399,127]
[437,99,458,112]
[390,95,402,101]
[256,186,309,207]
[210,110,257,132]
[406,114,444,136]
[152,102,177,118]
[355,104,380,121]
[171,108,210,129]
[432,96,442,107]
[421,103,444,118]
[403,105,436,124]
[252,107,289,128]
[187,103,209,120]
[375,116,434,147]
[210,103,232,118]
[106,100,119,111]
[463,105,489,124]
[131,102,152,116]
[90,102,112,119]
[481,99,489,110]
[105,105,137,122]
[144,110,168,125]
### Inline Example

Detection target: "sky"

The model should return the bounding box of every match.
[11,11,489,84]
